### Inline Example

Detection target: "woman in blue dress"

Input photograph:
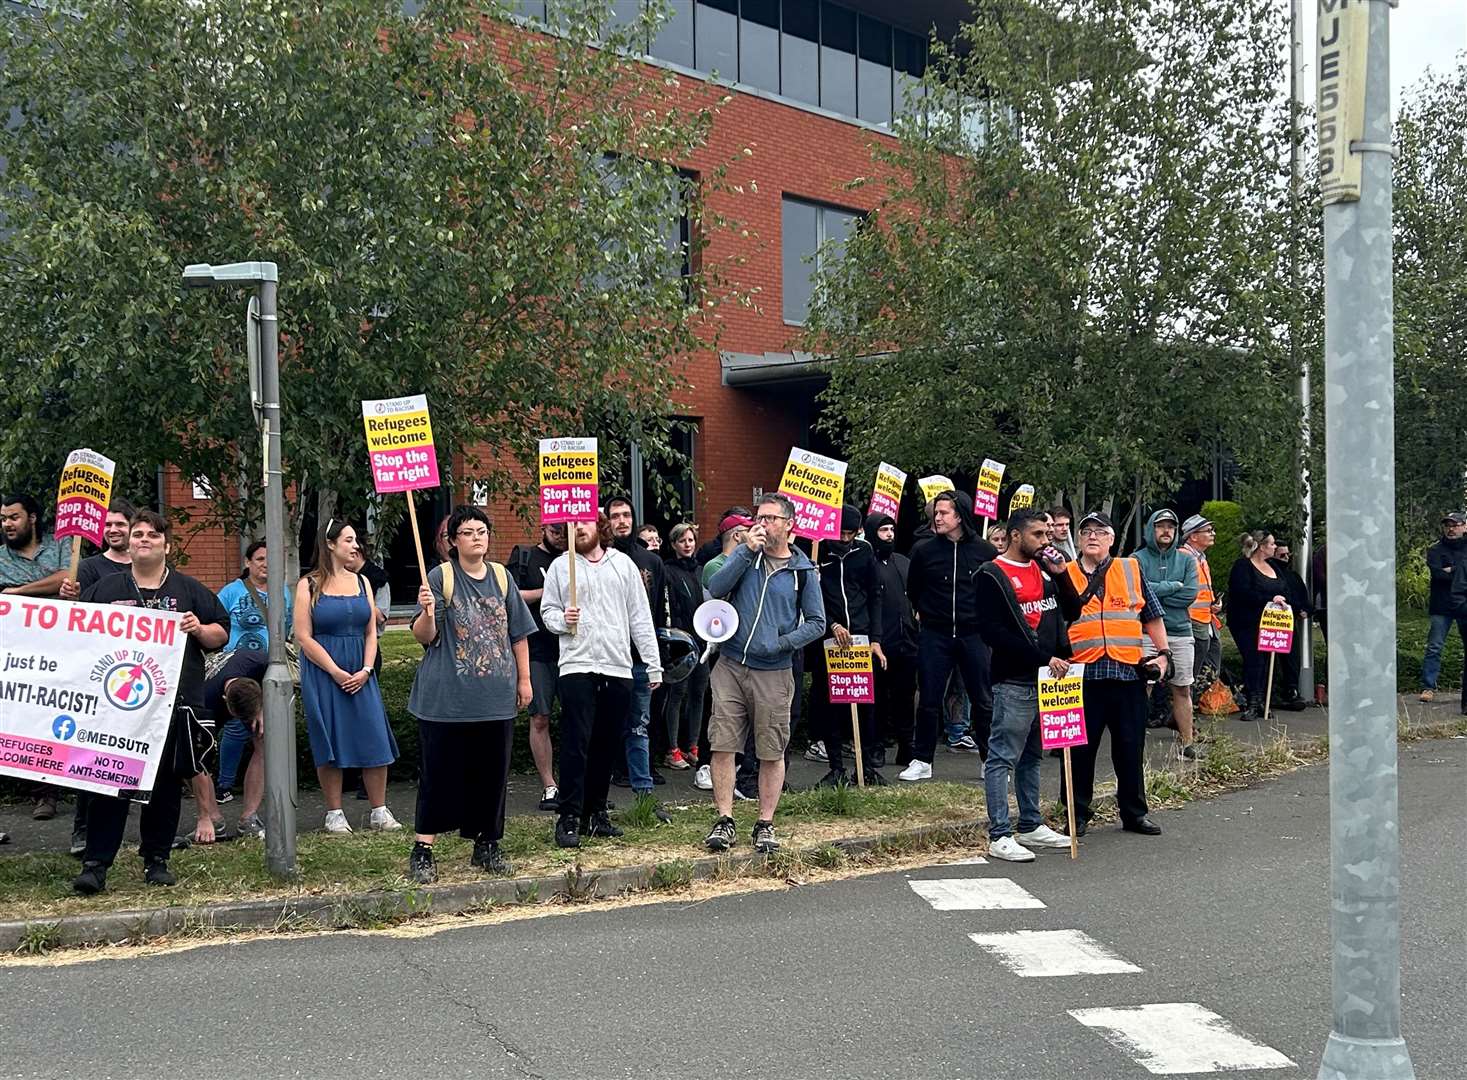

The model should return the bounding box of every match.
[294,520,400,833]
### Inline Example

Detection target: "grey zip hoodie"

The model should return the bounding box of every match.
[540,547,662,681]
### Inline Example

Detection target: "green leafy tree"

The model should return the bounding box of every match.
[804,0,1299,527]
[1392,53,1467,553]
[0,0,734,558]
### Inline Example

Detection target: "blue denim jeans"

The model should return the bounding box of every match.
[217,716,253,791]
[984,680,1044,840]
[1421,614,1466,689]
[624,661,654,794]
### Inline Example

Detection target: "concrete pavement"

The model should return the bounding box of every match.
[0,734,1459,1080]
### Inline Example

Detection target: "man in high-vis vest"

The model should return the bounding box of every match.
[1063,511,1171,836]
[1180,515,1224,704]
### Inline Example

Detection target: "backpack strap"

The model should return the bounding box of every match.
[489,561,508,595]
[440,559,455,607]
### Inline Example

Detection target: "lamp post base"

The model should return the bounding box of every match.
[1318,1032,1415,1080]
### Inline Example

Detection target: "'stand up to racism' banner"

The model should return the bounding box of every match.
[824,636,875,704]
[869,462,907,521]
[0,596,187,797]
[975,458,1006,519]
[361,394,441,494]
[539,438,599,524]
[54,449,116,548]
[1038,663,1087,749]
[1257,604,1295,654]
[777,448,848,542]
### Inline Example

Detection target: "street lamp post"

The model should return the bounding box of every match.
[1314,1,1414,1077]
[182,261,298,880]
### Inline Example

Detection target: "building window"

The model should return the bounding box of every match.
[894,28,927,122]
[694,0,738,78]
[650,0,694,66]
[738,0,781,93]
[782,196,858,325]
[818,2,856,116]
[856,15,892,126]
[780,0,820,106]
[600,0,648,45]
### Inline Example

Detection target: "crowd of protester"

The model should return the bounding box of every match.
[3,486,1463,891]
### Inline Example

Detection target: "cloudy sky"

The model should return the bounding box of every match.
[1300,0,1465,109]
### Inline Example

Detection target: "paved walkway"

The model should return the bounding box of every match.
[3,693,1460,854]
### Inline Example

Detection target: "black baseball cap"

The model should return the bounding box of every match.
[1152,509,1179,526]
[1444,512,1467,525]
[1078,511,1115,532]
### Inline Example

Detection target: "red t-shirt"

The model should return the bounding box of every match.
[998,557,1046,629]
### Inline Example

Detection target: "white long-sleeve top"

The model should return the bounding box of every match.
[540,547,663,681]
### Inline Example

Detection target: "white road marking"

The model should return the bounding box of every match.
[940,856,988,866]
[967,929,1143,977]
[1069,1003,1295,1075]
[907,878,1045,911]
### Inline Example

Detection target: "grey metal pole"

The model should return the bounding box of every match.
[1317,0,1413,1076]
[257,271,299,879]
[1291,0,1315,701]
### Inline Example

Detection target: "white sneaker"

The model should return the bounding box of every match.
[898,760,932,781]
[803,740,828,763]
[1017,824,1072,850]
[693,764,713,791]
[989,835,1036,862]
[324,809,352,834]
[368,806,403,831]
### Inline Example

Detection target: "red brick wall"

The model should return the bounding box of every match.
[164,467,242,591]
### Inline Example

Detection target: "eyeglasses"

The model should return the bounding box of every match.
[456,528,489,539]
[756,514,790,524]
[1079,527,1112,538]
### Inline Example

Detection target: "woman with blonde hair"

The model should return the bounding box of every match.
[294,519,400,832]
[1226,530,1288,720]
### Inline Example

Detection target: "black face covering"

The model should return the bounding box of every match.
[824,539,852,557]
[869,535,894,559]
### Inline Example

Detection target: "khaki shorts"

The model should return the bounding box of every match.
[708,658,794,761]
[1145,636,1195,687]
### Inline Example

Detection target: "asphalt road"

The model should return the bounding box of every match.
[1,737,1461,1080]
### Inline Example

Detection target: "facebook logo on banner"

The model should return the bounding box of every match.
[52,715,77,740]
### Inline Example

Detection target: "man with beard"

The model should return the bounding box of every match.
[540,514,663,848]
[902,490,999,781]
[809,506,886,786]
[1420,511,1466,704]
[865,511,918,769]
[509,523,570,810]
[604,496,668,798]
[0,494,73,598]
[2,493,77,820]
[76,499,136,593]
[61,510,230,892]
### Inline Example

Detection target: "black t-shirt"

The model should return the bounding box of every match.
[83,568,231,715]
[509,543,560,663]
[204,648,268,724]
[76,553,130,593]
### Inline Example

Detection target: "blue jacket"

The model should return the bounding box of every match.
[707,542,826,670]
[1132,511,1200,639]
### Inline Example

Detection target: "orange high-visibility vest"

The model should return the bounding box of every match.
[1066,558,1146,664]
[1184,546,1222,629]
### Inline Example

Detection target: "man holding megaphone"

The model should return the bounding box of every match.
[703,495,826,854]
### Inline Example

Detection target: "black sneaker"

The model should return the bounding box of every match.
[73,862,108,895]
[649,767,667,786]
[555,816,581,849]
[69,829,87,858]
[472,839,513,876]
[215,788,235,804]
[814,768,849,789]
[538,785,560,812]
[409,842,437,884]
[144,859,177,887]
[610,773,632,788]
[583,811,624,838]
[863,769,890,786]
[751,819,780,854]
[871,747,887,769]
[1180,743,1205,761]
[705,815,736,851]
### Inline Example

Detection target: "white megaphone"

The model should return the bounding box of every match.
[692,600,739,663]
